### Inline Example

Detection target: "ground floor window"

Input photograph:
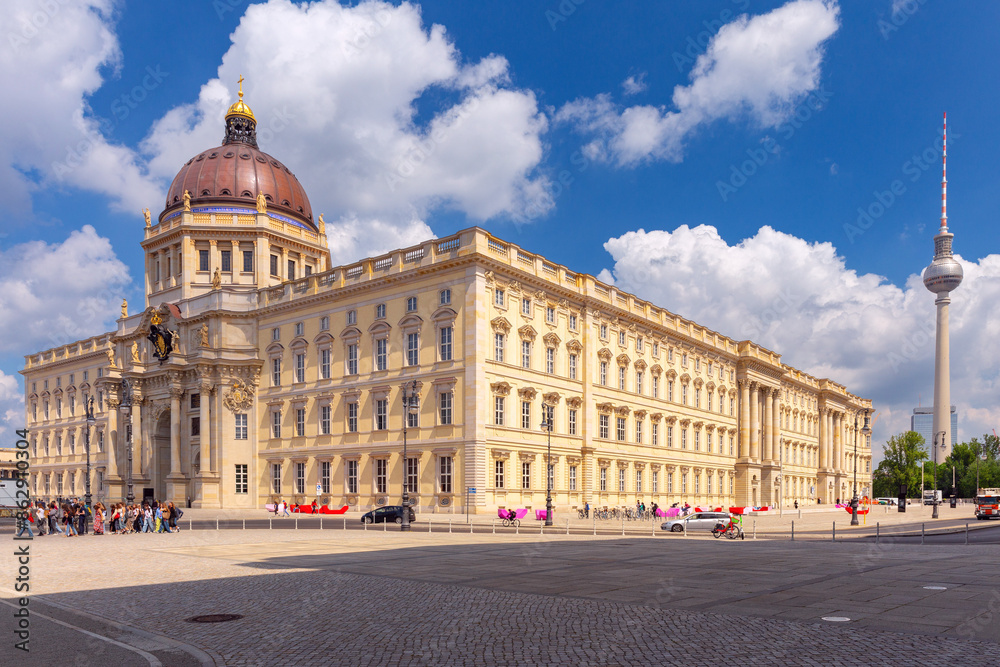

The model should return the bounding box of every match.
[320,461,331,494]
[271,463,281,494]
[346,460,358,494]
[600,468,607,492]
[407,458,419,494]
[295,462,305,494]
[376,459,387,494]
[439,456,452,493]
[495,460,505,488]
[618,468,626,492]
[652,471,658,493]
[235,464,248,494]
[235,414,247,440]
[569,466,577,491]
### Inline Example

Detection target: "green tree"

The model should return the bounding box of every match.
[872,431,928,498]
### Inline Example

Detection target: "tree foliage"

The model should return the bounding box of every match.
[872,431,928,498]
[873,432,1000,499]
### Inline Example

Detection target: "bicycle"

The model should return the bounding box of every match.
[712,520,744,540]
[502,517,520,528]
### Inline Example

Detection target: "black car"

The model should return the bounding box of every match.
[361,505,416,525]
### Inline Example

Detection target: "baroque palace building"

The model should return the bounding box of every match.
[21,90,873,512]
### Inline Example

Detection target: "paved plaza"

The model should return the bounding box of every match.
[4,505,1000,666]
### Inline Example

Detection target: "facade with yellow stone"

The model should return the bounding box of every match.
[20,93,872,512]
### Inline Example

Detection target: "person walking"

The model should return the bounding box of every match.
[76,502,88,535]
[584,501,590,519]
[49,502,63,535]
[280,500,291,517]
[63,504,78,537]
[93,503,105,535]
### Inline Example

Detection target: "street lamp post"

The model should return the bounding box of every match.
[932,430,944,519]
[120,378,134,505]
[851,410,870,526]
[541,412,554,527]
[84,396,95,533]
[400,381,419,532]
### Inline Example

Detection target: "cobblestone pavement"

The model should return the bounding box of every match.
[4,529,999,666]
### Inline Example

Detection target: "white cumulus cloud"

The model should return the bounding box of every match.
[599,224,1000,457]
[0,369,23,446]
[0,0,161,223]
[140,0,550,264]
[556,0,840,166]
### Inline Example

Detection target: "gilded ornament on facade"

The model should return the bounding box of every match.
[199,324,209,347]
[212,268,222,290]
[121,298,128,318]
[142,208,151,228]
[256,192,267,213]
[183,190,192,211]
[131,340,140,363]
[223,379,255,413]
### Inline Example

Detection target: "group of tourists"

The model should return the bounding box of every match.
[21,499,183,536]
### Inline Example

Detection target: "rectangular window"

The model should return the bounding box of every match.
[636,371,643,394]
[494,333,505,363]
[287,259,296,280]
[667,426,674,448]
[600,324,607,339]
[375,303,386,319]
[681,429,687,449]
[695,473,700,494]
[271,410,281,438]
[347,309,357,325]
[636,470,642,493]
[320,348,331,379]
[652,376,660,398]
[199,249,209,272]
[494,289,504,307]
[347,344,358,375]
[294,322,304,337]
[295,462,305,494]
[406,458,419,493]
[569,314,577,330]
[522,462,531,489]
[707,392,713,412]
[668,381,674,402]
[304,265,312,277]
[682,384,688,405]
[320,405,331,435]
[318,316,329,332]
[600,362,608,386]
[406,296,417,312]
[495,396,505,426]
[730,398,735,416]
[619,331,626,346]
[406,332,419,366]
[568,409,577,436]
[635,420,643,444]
[495,460,505,488]
[375,399,387,430]
[599,414,609,439]
[407,402,418,428]
[521,400,531,429]
[221,250,232,272]
[694,431,700,451]
[270,254,279,276]
[682,473,688,494]
[682,353,688,367]
[652,422,659,445]
[347,460,358,494]
[439,326,453,361]
[235,414,247,440]
[616,417,626,441]
[546,306,555,323]
[440,289,451,305]
[272,357,281,386]
[636,337,643,352]
[546,348,554,374]
[235,464,248,494]
[272,327,280,342]
[521,340,531,369]
[321,461,331,493]
[619,468,626,492]
[569,466,577,491]
[522,298,531,315]
[243,250,254,272]
[272,463,281,494]
[668,471,674,493]
[619,366,626,390]
[347,402,358,433]
[439,392,453,425]
[730,435,735,455]
[694,389,700,409]
[295,408,305,436]
[295,353,305,382]
[652,471,659,493]
[376,459,387,494]
[600,468,607,492]
[439,456,453,493]
[653,342,659,356]
[569,354,577,380]
[375,338,387,371]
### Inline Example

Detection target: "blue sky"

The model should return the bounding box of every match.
[1,0,998,452]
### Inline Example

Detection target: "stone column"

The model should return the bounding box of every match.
[749,382,760,461]
[771,393,781,465]
[105,403,119,478]
[739,380,750,459]
[819,408,828,469]
[231,240,240,285]
[169,387,182,474]
[833,412,842,473]
[130,390,142,479]
[199,379,212,473]
[763,388,773,463]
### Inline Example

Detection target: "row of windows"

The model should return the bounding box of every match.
[270,456,454,495]
[31,370,98,394]
[31,470,104,497]
[270,393,455,438]
[30,431,105,458]
[493,460,737,497]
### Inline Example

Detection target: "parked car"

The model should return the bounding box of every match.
[361,505,416,525]
[661,511,731,533]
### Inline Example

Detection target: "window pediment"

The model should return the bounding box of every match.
[542,392,561,406]
[518,386,537,400]
[368,321,391,335]
[289,336,308,350]
[490,381,512,396]
[650,364,662,375]
[634,359,647,371]
[596,402,614,414]
[431,306,457,323]
[542,332,560,347]
[398,314,423,332]
[265,342,284,355]
[313,332,334,345]
[340,326,362,342]
[518,325,537,341]
[566,339,582,353]
[491,316,512,334]
[566,396,582,408]
[597,348,612,361]
[616,353,630,367]
[614,405,631,416]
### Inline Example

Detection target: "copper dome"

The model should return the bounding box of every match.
[164,144,313,227]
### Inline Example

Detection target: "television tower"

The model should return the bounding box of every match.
[922,112,962,460]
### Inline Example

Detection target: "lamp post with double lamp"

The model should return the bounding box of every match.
[850,409,871,526]
[400,381,419,532]
[120,378,134,505]
[84,396,95,533]
[541,412,553,527]
[932,430,945,519]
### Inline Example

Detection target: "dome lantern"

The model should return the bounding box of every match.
[223,75,257,148]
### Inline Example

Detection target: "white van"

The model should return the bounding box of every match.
[875,497,897,506]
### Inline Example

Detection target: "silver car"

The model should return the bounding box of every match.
[661,511,731,533]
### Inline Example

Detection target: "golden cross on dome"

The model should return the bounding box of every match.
[237,74,244,99]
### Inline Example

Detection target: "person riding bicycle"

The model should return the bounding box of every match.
[507,508,517,522]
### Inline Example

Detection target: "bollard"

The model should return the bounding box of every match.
[383,518,386,532]
[243,519,246,530]
[540,520,544,535]
[622,516,625,536]
[791,520,794,541]
[683,521,687,537]
[516,521,519,535]
[753,517,756,540]
[269,518,272,530]
[492,519,496,535]
[876,522,879,544]
[966,523,969,545]
[189,519,193,531]
[798,509,802,519]
[429,519,432,533]
[364,518,367,531]
[450,519,452,534]
[593,518,597,536]
[832,522,835,542]
[921,523,924,545]
[567,519,570,536]
[216,518,219,531]
[320,518,323,530]
[470,521,473,534]
[295,518,298,530]
[652,520,655,537]
[343,517,346,531]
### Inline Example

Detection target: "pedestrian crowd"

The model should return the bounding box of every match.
[19,499,184,537]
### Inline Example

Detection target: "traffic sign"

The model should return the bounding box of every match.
[315,484,322,493]
[467,487,477,493]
